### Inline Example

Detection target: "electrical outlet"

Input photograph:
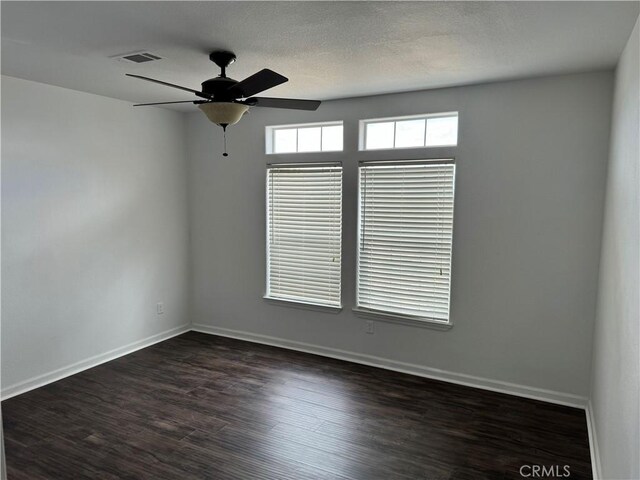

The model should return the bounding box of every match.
[157,302,164,315]
[366,320,375,334]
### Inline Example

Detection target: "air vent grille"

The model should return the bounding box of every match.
[112,51,162,64]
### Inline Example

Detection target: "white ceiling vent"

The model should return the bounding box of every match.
[111,51,162,64]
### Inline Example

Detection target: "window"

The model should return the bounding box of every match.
[356,160,455,324]
[360,113,458,150]
[266,163,343,308]
[266,122,344,154]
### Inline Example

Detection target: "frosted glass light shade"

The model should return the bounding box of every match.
[198,102,249,126]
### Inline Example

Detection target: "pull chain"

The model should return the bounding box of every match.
[222,125,229,157]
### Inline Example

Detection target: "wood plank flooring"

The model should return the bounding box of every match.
[3,332,592,479]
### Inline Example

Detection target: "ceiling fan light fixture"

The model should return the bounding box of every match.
[198,102,249,127]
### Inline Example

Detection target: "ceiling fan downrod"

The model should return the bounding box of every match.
[209,51,236,79]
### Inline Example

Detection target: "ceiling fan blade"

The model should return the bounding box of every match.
[244,97,321,111]
[133,100,198,107]
[126,74,211,99]
[227,69,288,98]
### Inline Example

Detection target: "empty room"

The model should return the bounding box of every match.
[1,1,638,479]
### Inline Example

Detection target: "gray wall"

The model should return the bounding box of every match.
[1,76,190,392]
[187,71,612,398]
[0,406,4,480]
[591,18,639,480]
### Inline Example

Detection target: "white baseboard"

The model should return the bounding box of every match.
[0,324,191,400]
[585,400,602,480]
[3,321,589,409]
[192,324,588,409]
[2,321,595,475]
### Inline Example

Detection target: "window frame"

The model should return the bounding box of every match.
[264,161,344,312]
[359,112,459,151]
[354,158,456,329]
[265,121,344,155]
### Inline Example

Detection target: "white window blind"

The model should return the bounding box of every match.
[357,160,455,322]
[266,163,343,308]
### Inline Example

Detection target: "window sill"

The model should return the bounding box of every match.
[264,296,343,314]
[352,307,453,330]
[358,144,457,152]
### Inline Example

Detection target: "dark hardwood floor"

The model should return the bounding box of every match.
[3,332,592,479]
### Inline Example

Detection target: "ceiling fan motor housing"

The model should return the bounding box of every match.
[201,76,237,99]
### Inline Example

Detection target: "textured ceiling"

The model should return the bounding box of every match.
[2,1,638,111]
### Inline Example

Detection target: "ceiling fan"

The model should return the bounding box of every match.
[127,50,322,156]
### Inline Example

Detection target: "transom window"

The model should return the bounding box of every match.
[266,122,344,154]
[360,113,458,150]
